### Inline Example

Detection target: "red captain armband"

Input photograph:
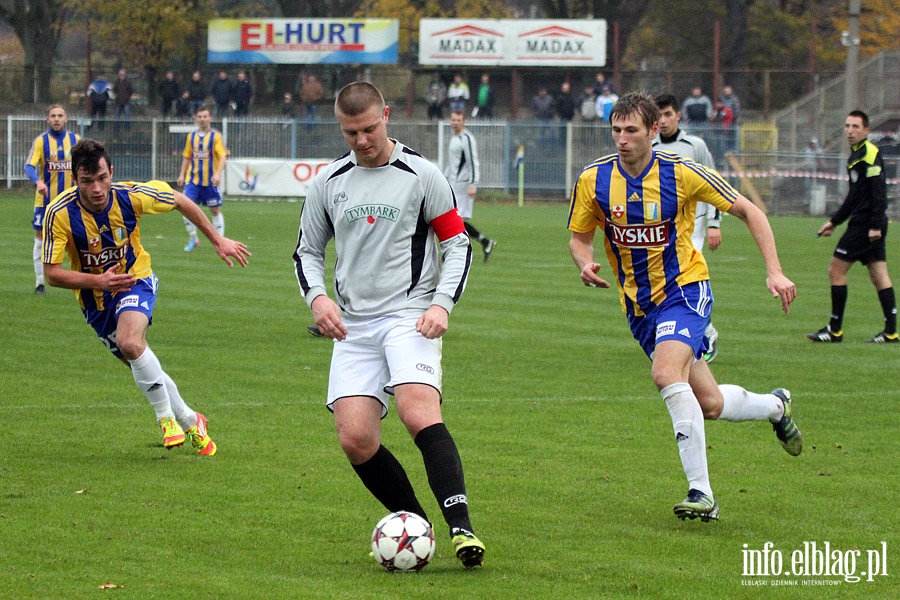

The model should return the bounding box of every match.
[431,208,466,241]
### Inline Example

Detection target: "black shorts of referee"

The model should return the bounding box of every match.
[834,225,888,264]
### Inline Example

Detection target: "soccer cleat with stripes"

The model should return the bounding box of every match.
[482,239,497,263]
[184,238,200,252]
[674,489,719,522]
[159,416,185,449]
[187,413,217,456]
[771,388,802,456]
[703,326,719,363]
[805,326,842,343]
[451,529,485,568]
[865,331,899,343]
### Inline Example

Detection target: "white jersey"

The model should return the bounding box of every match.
[652,129,721,250]
[294,140,472,319]
[444,129,479,186]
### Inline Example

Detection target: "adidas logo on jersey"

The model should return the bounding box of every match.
[678,328,691,338]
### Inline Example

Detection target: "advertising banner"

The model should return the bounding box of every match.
[419,19,606,67]
[225,159,332,197]
[209,19,398,64]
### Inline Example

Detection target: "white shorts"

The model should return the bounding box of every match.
[451,183,475,220]
[326,314,443,418]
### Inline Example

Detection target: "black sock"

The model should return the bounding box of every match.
[351,445,429,522]
[877,287,897,334]
[414,423,473,534]
[464,222,485,244]
[830,285,848,332]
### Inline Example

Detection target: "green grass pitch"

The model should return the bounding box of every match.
[0,190,897,599]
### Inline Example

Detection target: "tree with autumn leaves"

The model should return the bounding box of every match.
[2,0,899,105]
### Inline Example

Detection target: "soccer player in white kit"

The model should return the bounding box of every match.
[293,82,485,568]
[444,110,496,262]
[653,93,722,362]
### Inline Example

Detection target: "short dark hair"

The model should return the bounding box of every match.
[609,92,659,129]
[848,110,869,127]
[655,93,679,112]
[334,81,385,117]
[71,138,111,176]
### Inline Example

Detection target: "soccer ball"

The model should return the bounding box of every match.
[371,511,435,572]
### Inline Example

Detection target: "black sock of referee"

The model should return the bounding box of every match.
[414,423,474,535]
[877,287,897,334]
[830,285,848,332]
[464,221,486,245]
[352,445,429,523]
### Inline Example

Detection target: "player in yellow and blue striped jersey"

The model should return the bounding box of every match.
[177,105,229,251]
[43,138,250,454]
[24,104,80,294]
[568,92,801,523]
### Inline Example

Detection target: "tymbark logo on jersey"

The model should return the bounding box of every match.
[344,204,400,224]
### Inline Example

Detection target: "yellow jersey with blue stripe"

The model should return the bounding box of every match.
[26,129,80,207]
[42,180,176,311]
[182,129,228,186]
[568,151,738,316]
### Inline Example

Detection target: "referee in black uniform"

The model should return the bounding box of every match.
[807,110,898,343]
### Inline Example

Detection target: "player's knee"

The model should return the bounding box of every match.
[701,403,722,420]
[338,430,380,463]
[115,337,145,361]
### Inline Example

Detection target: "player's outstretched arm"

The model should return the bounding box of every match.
[173,191,250,267]
[727,195,796,313]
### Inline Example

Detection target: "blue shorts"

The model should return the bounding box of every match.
[184,182,222,207]
[627,281,713,360]
[83,275,158,360]
[33,205,46,231]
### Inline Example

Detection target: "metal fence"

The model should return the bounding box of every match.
[5,114,899,218]
[774,50,900,153]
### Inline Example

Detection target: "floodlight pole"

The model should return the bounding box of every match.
[842,0,861,115]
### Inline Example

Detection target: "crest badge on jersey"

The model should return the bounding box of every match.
[114,227,126,243]
[89,236,101,249]
[644,203,660,221]
[612,204,625,219]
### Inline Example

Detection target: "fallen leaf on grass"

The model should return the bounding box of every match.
[98,582,125,589]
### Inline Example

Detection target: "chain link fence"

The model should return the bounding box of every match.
[4,114,899,218]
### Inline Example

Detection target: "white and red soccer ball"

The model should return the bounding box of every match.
[371,511,435,572]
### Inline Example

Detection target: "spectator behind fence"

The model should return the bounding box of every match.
[300,73,324,121]
[682,86,713,127]
[87,74,112,130]
[187,71,207,116]
[113,69,133,131]
[579,85,598,121]
[474,73,495,119]
[595,85,618,122]
[448,73,470,113]
[426,74,447,120]
[212,70,234,118]
[281,92,297,120]
[159,70,180,117]
[233,71,253,116]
